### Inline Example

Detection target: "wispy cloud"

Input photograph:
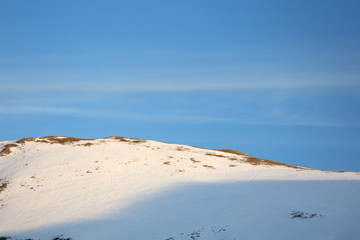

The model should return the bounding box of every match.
[0,106,227,124]
[2,79,360,93]
[0,105,357,127]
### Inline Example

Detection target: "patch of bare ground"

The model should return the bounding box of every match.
[217,149,248,156]
[175,146,189,151]
[40,136,92,144]
[0,143,19,157]
[81,142,94,147]
[190,158,201,163]
[16,137,37,144]
[107,136,147,144]
[0,181,9,193]
[244,156,302,169]
[217,149,302,169]
[16,136,94,145]
[203,164,216,169]
[205,152,227,158]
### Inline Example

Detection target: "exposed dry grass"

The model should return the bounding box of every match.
[244,156,301,169]
[16,136,93,145]
[0,144,19,157]
[0,181,9,193]
[109,136,131,142]
[202,164,215,169]
[131,138,147,143]
[217,149,302,169]
[217,149,248,156]
[324,170,345,173]
[205,152,227,158]
[175,146,189,151]
[82,143,94,147]
[163,161,171,165]
[16,137,37,144]
[108,136,147,144]
[41,136,91,144]
[190,158,201,163]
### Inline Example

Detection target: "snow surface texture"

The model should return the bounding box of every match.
[0,136,359,240]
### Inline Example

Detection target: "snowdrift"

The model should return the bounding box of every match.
[0,136,359,240]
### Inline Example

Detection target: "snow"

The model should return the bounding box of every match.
[0,137,359,240]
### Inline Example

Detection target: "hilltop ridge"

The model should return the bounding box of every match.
[0,136,359,240]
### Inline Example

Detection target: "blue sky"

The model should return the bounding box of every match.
[1,0,359,171]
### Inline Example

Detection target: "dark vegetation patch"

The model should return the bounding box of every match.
[244,156,302,169]
[0,236,73,240]
[52,235,73,240]
[291,211,322,219]
[202,164,215,169]
[109,136,131,142]
[0,144,19,157]
[81,143,94,147]
[163,161,171,165]
[15,137,37,144]
[205,152,226,158]
[324,170,346,173]
[164,225,228,240]
[0,181,9,193]
[217,149,248,156]
[132,138,146,144]
[107,136,146,144]
[188,231,201,240]
[16,136,93,145]
[15,136,148,146]
[175,146,189,151]
[39,136,91,144]
[190,158,201,163]
[217,149,302,169]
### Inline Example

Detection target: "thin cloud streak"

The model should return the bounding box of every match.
[2,80,360,92]
[0,106,227,124]
[0,106,356,128]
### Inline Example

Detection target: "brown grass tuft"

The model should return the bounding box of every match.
[0,144,19,157]
[244,156,301,169]
[190,158,201,163]
[202,164,215,169]
[217,149,248,156]
[16,136,93,145]
[41,136,90,144]
[216,149,302,169]
[0,181,9,193]
[175,146,189,151]
[205,152,226,158]
[16,137,37,144]
[82,143,94,147]
[131,138,147,144]
[163,161,171,165]
[109,136,131,142]
[108,136,146,144]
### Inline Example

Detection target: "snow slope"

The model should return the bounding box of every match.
[0,136,359,240]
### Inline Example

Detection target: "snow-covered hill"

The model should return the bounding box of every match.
[0,136,359,240]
